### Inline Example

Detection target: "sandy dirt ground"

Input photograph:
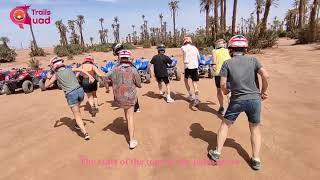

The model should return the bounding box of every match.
[0,39,319,180]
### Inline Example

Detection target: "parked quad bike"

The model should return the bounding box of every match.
[2,68,35,95]
[198,54,214,78]
[0,69,11,95]
[167,56,181,81]
[133,58,151,84]
[100,60,117,87]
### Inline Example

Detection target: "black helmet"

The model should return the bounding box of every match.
[112,43,124,56]
[157,44,166,53]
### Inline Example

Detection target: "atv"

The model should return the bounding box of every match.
[101,60,117,73]
[198,54,214,78]
[2,68,35,95]
[167,56,181,81]
[0,69,11,95]
[133,58,151,83]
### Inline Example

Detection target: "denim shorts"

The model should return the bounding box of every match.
[65,87,84,107]
[224,99,261,124]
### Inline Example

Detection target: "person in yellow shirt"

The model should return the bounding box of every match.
[212,39,231,114]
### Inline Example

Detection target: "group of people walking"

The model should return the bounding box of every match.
[45,34,269,171]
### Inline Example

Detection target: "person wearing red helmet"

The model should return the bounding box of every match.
[45,57,96,141]
[181,36,201,106]
[78,55,105,117]
[208,35,269,171]
[105,50,142,149]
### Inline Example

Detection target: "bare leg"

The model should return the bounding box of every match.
[249,123,261,160]
[217,88,224,108]
[166,83,171,98]
[216,120,232,153]
[86,92,94,108]
[124,107,135,141]
[158,82,163,94]
[71,105,87,134]
[92,91,98,107]
[184,78,191,93]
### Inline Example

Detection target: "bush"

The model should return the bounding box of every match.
[297,28,313,44]
[29,47,46,57]
[90,44,110,52]
[54,44,88,57]
[247,30,278,50]
[142,41,152,48]
[123,43,136,50]
[278,30,287,38]
[28,57,40,69]
[0,45,17,62]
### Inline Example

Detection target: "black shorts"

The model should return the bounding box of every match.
[184,68,199,81]
[156,77,170,84]
[81,78,98,93]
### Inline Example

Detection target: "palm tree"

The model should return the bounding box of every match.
[232,0,238,34]
[90,37,94,46]
[298,0,306,29]
[220,0,224,31]
[55,20,68,46]
[309,0,319,41]
[200,0,213,35]
[99,18,106,44]
[169,0,179,44]
[99,18,104,31]
[0,37,10,48]
[104,29,109,43]
[159,13,164,40]
[29,23,39,50]
[260,0,278,36]
[255,0,265,26]
[76,15,85,46]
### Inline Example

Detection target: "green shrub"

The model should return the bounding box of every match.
[123,43,136,50]
[247,30,278,50]
[90,44,110,52]
[0,45,17,62]
[29,47,46,57]
[278,30,287,38]
[54,44,88,57]
[28,57,40,69]
[297,28,313,44]
[142,41,152,48]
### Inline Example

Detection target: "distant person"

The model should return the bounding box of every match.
[181,36,201,106]
[105,50,142,149]
[212,39,231,114]
[208,35,269,171]
[45,57,96,141]
[150,44,174,103]
[112,43,141,112]
[78,55,105,117]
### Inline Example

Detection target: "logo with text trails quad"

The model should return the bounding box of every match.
[10,5,32,29]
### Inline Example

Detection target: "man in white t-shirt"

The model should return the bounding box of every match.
[181,36,201,106]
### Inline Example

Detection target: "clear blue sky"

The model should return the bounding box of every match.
[0,0,293,48]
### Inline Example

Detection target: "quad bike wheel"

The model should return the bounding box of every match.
[3,84,13,95]
[208,66,214,79]
[22,80,34,94]
[39,79,46,91]
[175,69,181,81]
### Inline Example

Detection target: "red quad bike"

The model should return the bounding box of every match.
[0,69,11,95]
[2,68,36,95]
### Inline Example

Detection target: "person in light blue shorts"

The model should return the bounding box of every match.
[45,57,96,141]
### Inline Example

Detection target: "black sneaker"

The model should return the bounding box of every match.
[193,99,200,107]
[250,158,261,170]
[218,107,224,115]
[134,108,141,113]
[90,106,97,117]
[84,133,90,141]
[208,149,221,161]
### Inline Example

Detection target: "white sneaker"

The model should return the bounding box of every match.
[129,140,138,149]
[167,97,175,103]
[187,95,194,101]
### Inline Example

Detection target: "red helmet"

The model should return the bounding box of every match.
[183,36,192,44]
[83,55,94,63]
[118,50,132,63]
[50,57,64,70]
[228,35,249,48]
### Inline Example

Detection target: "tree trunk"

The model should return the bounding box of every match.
[29,24,38,50]
[205,7,210,35]
[173,10,176,44]
[79,26,84,46]
[260,0,272,37]
[220,0,224,32]
[256,4,260,25]
[309,0,319,42]
[224,0,227,31]
[232,0,237,34]
[214,0,219,34]
[298,0,304,29]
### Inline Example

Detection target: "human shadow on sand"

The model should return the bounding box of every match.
[142,91,164,100]
[105,100,120,110]
[54,117,95,137]
[80,102,105,112]
[189,123,251,166]
[102,117,129,144]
